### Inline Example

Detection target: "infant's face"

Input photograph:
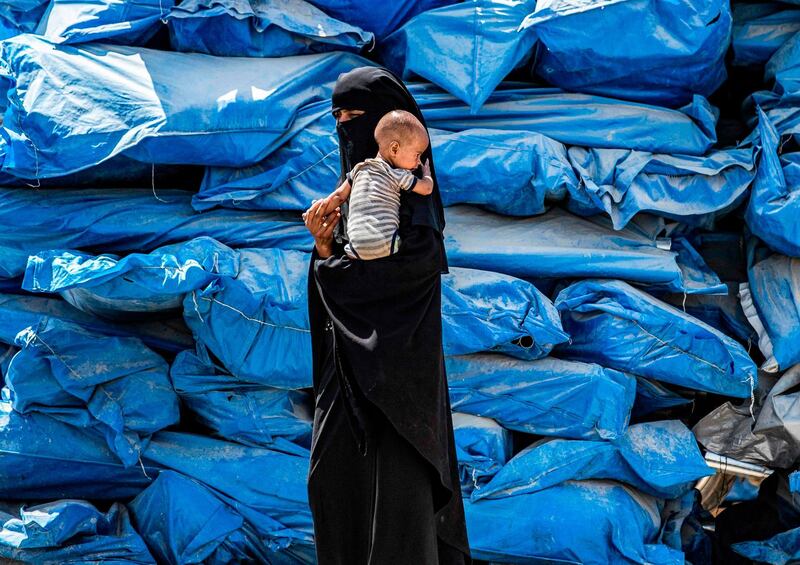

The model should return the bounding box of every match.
[390,134,429,170]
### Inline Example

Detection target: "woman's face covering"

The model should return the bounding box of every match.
[334,109,365,123]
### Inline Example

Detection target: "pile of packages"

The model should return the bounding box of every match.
[1,0,800,563]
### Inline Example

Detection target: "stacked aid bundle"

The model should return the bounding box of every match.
[1,1,800,563]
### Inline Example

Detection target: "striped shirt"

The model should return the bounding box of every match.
[344,155,418,260]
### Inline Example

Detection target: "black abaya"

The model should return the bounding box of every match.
[306,67,470,564]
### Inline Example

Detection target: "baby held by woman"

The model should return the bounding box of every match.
[323,109,434,260]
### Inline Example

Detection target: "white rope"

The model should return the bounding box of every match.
[200,296,310,334]
[151,164,168,203]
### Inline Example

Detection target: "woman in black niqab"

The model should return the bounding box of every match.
[304,66,470,564]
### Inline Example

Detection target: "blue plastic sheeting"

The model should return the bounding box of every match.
[446,354,634,441]
[184,248,311,390]
[6,318,179,467]
[22,238,240,320]
[0,401,159,500]
[732,3,800,67]
[733,528,800,565]
[0,501,154,564]
[185,247,569,388]
[144,432,313,553]
[675,291,758,347]
[130,471,274,565]
[35,0,172,45]
[0,188,311,279]
[465,480,682,564]
[418,86,719,155]
[170,350,313,450]
[746,252,800,371]
[527,0,731,107]
[442,267,568,360]
[167,0,373,57]
[0,34,371,178]
[452,413,512,498]
[0,0,48,40]
[473,421,712,502]
[632,377,693,419]
[305,0,456,40]
[0,293,194,354]
[565,146,756,230]
[767,27,800,80]
[381,0,537,112]
[746,109,800,257]
[443,206,724,295]
[556,279,758,398]
[196,113,576,218]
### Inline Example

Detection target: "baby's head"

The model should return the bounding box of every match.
[374,110,429,170]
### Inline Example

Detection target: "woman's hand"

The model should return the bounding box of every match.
[303,198,341,258]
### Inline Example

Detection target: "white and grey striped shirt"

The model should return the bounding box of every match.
[344,156,418,260]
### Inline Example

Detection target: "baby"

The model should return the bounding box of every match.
[333,109,433,260]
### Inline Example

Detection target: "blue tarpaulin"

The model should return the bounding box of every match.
[35,0,172,45]
[527,0,731,107]
[745,251,800,372]
[733,527,800,564]
[446,354,635,441]
[304,0,456,41]
[746,108,800,257]
[144,431,314,554]
[732,3,800,67]
[556,279,757,398]
[0,400,158,500]
[22,238,241,320]
[130,471,281,564]
[632,377,693,419]
[0,0,48,40]
[441,266,568,360]
[183,248,311,389]
[170,349,313,451]
[465,480,683,564]
[0,293,193,354]
[167,0,373,57]
[472,421,712,502]
[565,146,756,230]
[5,318,179,467]
[381,0,538,112]
[195,110,576,217]
[418,85,719,155]
[0,188,311,280]
[0,34,371,178]
[185,247,569,388]
[452,413,512,498]
[0,501,155,564]
[443,205,724,294]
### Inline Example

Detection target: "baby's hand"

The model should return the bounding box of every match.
[422,159,432,178]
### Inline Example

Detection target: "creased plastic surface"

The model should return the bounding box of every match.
[0,501,155,564]
[465,480,682,564]
[6,318,179,467]
[0,188,311,279]
[446,354,634,440]
[0,35,371,177]
[36,0,173,45]
[167,0,373,57]
[474,421,712,501]
[527,0,731,106]
[453,413,512,498]
[381,0,538,112]
[556,279,757,398]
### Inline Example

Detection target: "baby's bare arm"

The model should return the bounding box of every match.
[411,159,434,196]
[412,176,433,196]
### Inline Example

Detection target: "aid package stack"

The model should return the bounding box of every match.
[0,0,798,563]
